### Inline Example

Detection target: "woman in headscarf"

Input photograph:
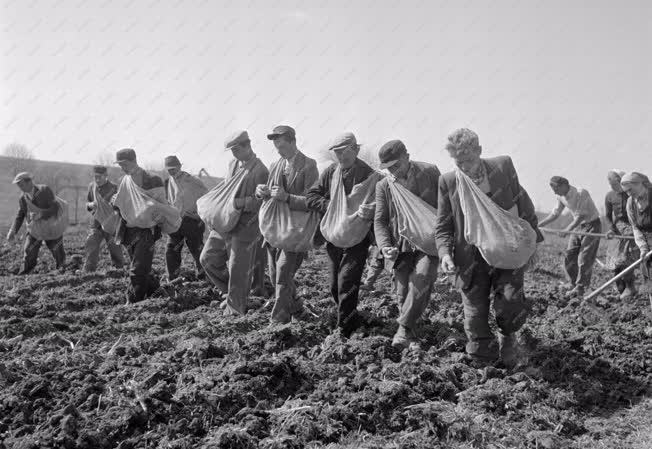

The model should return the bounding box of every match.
[604,170,639,298]
[621,172,652,293]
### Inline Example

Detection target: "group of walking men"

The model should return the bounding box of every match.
[6,126,651,367]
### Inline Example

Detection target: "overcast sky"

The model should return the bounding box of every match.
[1,0,651,210]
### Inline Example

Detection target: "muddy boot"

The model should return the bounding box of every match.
[392,324,418,349]
[498,333,521,368]
[620,286,636,300]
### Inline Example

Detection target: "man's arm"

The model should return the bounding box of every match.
[241,164,269,213]
[604,194,617,233]
[38,186,59,220]
[11,197,27,234]
[288,160,319,212]
[306,165,333,214]
[434,176,454,259]
[86,183,95,212]
[627,199,649,253]
[538,201,564,228]
[373,181,393,250]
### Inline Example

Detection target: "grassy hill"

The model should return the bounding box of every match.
[0,156,222,233]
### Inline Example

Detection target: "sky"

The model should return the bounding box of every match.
[1,0,651,211]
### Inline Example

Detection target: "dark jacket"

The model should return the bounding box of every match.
[306,158,375,246]
[12,184,59,234]
[434,155,543,288]
[227,156,269,239]
[374,161,440,253]
[87,181,118,230]
[115,168,164,242]
[268,150,319,211]
[605,190,630,233]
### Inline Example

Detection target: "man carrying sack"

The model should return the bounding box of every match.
[539,176,601,298]
[435,128,543,366]
[6,172,67,274]
[307,132,380,337]
[112,148,179,304]
[199,130,269,315]
[83,165,124,272]
[256,125,319,324]
[374,140,441,349]
[164,155,208,281]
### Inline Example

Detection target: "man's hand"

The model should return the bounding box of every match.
[270,186,289,202]
[87,201,97,212]
[641,247,652,262]
[6,229,15,242]
[441,254,457,274]
[29,211,41,221]
[381,246,399,261]
[605,230,614,240]
[356,203,375,221]
[255,184,270,200]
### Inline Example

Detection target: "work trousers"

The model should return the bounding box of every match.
[393,251,438,329]
[267,246,305,323]
[122,227,160,303]
[200,230,258,315]
[251,236,268,293]
[84,227,124,272]
[165,216,205,280]
[460,254,529,360]
[565,219,601,289]
[326,236,370,333]
[363,245,385,286]
[20,234,65,274]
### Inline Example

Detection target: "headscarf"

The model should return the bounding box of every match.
[620,171,648,186]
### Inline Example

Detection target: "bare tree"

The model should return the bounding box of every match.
[2,143,35,176]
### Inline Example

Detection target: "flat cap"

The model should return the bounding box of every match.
[93,165,108,174]
[549,176,569,186]
[327,132,359,152]
[378,140,407,169]
[114,148,137,163]
[225,130,250,151]
[164,155,181,168]
[12,171,33,184]
[267,125,296,140]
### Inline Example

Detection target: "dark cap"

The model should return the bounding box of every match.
[114,148,137,163]
[12,171,32,184]
[549,176,569,187]
[164,155,181,168]
[225,130,250,151]
[267,125,296,140]
[93,165,107,174]
[378,140,407,169]
[326,132,359,152]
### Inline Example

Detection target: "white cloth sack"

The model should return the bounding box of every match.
[259,160,319,252]
[320,167,381,248]
[26,197,69,241]
[113,176,181,234]
[456,169,536,269]
[387,178,438,256]
[93,185,121,235]
[197,165,248,234]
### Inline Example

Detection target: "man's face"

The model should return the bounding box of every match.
[449,146,481,174]
[230,142,251,162]
[272,136,295,159]
[94,173,108,185]
[386,154,410,178]
[167,167,181,177]
[608,176,623,192]
[622,182,644,198]
[16,179,33,193]
[550,183,569,196]
[117,159,137,175]
[333,146,358,169]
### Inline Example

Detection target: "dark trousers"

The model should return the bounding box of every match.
[123,227,159,302]
[251,236,268,293]
[326,237,370,333]
[20,234,65,274]
[460,253,529,360]
[84,227,125,272]
[165,216,205,280]
[565,219,601,289]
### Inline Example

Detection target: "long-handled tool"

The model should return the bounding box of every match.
[584,250,652,307]
[540,227,635,240]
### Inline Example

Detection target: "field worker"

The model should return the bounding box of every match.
[604,170,639,299]
[621,172,652,294]
[6,172,66,274]
[306,132,377,337]
[539,176,601,298]
[200,130,269,315]
[435,128,543,366]
[164,155,208,281]
[83,166,124,272]
[256,125,319,323]
[112,149,165,303]
[374,140,441,348]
